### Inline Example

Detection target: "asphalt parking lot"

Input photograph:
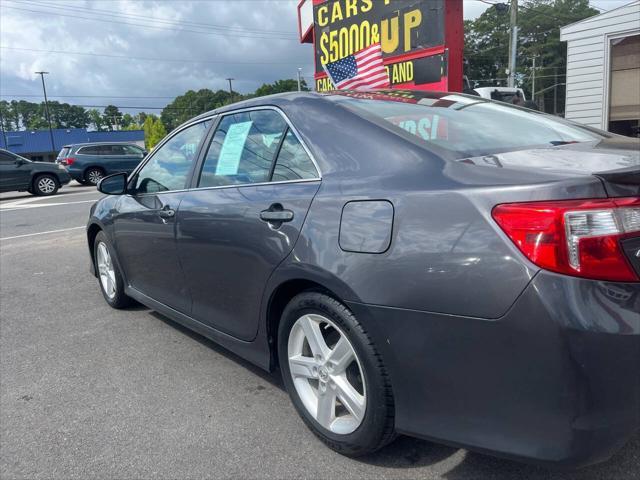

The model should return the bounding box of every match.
[1,182,638,479]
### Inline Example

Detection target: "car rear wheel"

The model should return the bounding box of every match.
[33,174,59,196]
[85,167,105,186]
[94,231,132,309]
[278,292,395,456]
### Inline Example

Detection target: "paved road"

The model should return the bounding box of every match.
[1,187,638,479]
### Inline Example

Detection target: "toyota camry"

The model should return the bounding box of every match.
[87,91,639,467]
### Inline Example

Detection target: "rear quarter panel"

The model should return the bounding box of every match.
[273,98,608,317]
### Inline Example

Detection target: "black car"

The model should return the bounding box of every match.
[87,91,640,468]
[0,148,71,195]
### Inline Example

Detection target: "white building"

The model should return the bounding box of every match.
[560,1,640,136]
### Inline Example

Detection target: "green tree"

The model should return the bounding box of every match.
[161,89,234,132]
[16,100,40,130]
[0,100,90,131]
[121,113,134,129]
[464,0,598,113]
[142,115,153,148]
[48,102,90,129]
[148,118,167,149]
[103,105,122,131]
[135,112,148,125]
[88,109,105,131]
[27,115,50,130]
[0,101,14,131]
[254,78,308,97]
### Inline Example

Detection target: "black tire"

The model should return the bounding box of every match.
[85,167,105,186]
[32,174,59,196]
[93,231,132,309]
[278,291,395,456]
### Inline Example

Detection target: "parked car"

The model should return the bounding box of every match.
[57,142,147,185]
[0,148,71,195]
[86,91,640,468]
[473,86,526,102]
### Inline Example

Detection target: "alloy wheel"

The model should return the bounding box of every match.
[87,170,103,185]
[37,176,56,194]
[287,313,366,435]
[96,242,116,299]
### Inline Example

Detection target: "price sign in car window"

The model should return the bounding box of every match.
[215,121,253,175]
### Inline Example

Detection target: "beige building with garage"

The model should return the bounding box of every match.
[560,1,640,136]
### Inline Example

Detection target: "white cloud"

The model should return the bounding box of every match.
[0,0,310,112]
[1,0,628,114]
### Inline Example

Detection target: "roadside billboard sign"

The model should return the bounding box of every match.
[298,0,463,92]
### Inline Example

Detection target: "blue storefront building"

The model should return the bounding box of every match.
[0,128,145,162]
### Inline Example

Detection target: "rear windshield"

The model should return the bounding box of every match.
[57,147,70,158]
[327,92,606,158]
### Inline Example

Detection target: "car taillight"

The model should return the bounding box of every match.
[65,157,75,166]
[492,197,640,282]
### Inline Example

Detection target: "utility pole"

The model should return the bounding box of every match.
[0,107,7,149]
[35,71,55,155]
[553,66,558,115]
[297,68,302,92]
[226,78,235,103]
[507,0,518,88]
[531,56,536,105]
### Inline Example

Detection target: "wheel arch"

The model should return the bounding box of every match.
[87,222,103,276]
[264,273,361,371]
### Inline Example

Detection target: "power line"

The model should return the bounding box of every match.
[0,46,308,66]
[0,94,177,99]
[20,0,297,36]
[0,5,297,40]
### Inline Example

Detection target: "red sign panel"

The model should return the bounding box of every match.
[299,0,463,92]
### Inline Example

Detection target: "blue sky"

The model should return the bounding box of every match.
[0,0,631,115]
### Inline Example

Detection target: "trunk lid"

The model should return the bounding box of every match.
[463,138,640,198]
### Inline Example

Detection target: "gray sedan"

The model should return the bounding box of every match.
[86,91,640,468]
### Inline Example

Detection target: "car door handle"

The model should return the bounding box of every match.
[260,210,294,222]
[158,207,175,218]
[260,204,294,226]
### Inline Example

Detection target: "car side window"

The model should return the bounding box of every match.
[79,146,99,155]
[132,120,210,194]
[111,145,126,155]
[198,110,287,188]
[271,130,318,181]
[123,145,143,155]
[0,152,16,163]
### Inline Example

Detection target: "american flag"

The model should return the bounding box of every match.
[324,43,390,91]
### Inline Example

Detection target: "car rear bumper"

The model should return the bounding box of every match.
[346,271,640,468]
[68,169,84,182]
[58,171,71,185]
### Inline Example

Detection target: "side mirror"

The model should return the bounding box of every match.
[14,158,26,166]
[142,151,148,157]
[98,172,128,195]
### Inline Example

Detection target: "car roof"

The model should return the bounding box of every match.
[190,89,469,121]
[0,148,29,160]
[63,142,142,148]
[474,87,524,93]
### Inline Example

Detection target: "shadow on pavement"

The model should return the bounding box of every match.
[441,432,639,480]
[150,310,284,391]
